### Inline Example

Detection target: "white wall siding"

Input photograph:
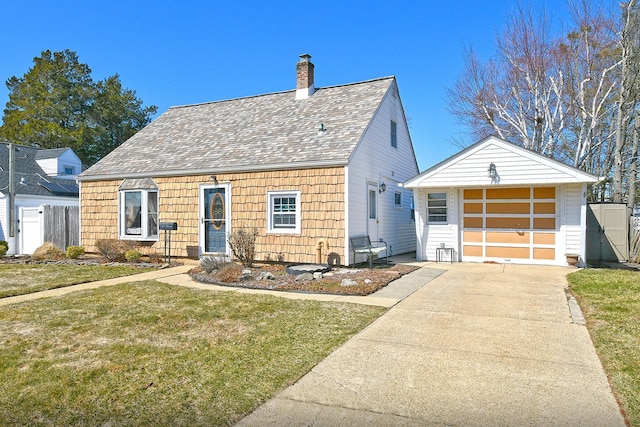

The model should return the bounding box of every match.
[415,140,594,187]
[564,183,586,265]
[416,188,458,261]
[0,196,7,242]
[347,81,419,264]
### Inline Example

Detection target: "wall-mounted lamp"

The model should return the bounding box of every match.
[379,182,387,193]
[19,177,28,186]
[318,123,326,135]
[487,163,497,179]
[209,175,218,184]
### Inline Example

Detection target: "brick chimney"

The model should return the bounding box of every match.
[296,54,315,99]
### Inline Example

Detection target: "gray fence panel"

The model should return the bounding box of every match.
[43,205,80,250]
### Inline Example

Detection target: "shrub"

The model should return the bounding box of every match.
[200,255,232,274]
[95,239,135,262]
[125,249,143,263]
[217,264,243,283]
[65,245,85,259]
[0,240,8,257]
[31,242,64,261]
[227,228,258,267]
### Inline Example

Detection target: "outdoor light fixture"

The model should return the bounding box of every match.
[19,177,27,186]
[318,123,326,135]
[379,182,387,193]
[210,175,218,183]
[487,163,497,179]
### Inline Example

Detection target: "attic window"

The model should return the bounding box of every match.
[391,120,397,148]
[64,166,74,175]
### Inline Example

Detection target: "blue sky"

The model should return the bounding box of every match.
[1,0,581,169]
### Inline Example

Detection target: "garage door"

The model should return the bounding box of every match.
[462,187,557,262]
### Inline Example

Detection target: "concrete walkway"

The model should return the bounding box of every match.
[0,264,196,307]
[236,262,626,426]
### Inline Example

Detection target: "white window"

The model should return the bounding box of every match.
[390,120,397,148]
[267,191,301,234]
[119,190,158,240]
[427,192,447,223]
[410,195,415,221]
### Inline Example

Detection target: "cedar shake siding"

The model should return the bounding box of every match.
[81,167,345,263]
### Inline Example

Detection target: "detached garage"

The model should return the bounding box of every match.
[402,136,600,267]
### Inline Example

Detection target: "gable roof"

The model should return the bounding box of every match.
[402,135,600,188]
[0,143,79,197]
[34,147,73,160]
[79,77,396,181]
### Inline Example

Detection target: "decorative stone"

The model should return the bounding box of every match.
[296,272,314,282]
[257,272,275,280]
[341,278,358,287]
[364,279,372,284]
[313,272,323,279]
[323,272,335,277]
[242,269,252,275]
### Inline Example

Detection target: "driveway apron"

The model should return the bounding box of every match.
[236,263,625,426]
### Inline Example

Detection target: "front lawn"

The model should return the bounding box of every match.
[568,268,640,426]
[0,281,385,426]
[0,263,156,298]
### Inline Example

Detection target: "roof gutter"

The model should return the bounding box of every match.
[77,159,349,182]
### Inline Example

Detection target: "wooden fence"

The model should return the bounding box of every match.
[43,205,79,250]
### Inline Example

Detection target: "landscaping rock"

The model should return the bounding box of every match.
[242,269,252,275]
[341,278,359,287]
[313,272,323,280]
[364,278,372,284]
[296,272,314,282]
[257,271,275,280]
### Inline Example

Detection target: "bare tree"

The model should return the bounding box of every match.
[448,0,640,207]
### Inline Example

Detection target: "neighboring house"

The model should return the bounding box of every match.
[77,55,419,265]
[402,136,600,267]
[0,143,80,255]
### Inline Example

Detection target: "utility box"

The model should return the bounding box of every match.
[159,222,178,231]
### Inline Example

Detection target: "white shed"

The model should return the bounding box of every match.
[402,136,600,267]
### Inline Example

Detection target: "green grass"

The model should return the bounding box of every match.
[568,268,640,426]
[0,264,156,298]
[0,281,385,426]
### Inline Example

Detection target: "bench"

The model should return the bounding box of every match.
[350,236,388,268]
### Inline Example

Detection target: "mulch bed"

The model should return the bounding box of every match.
[189,262,420,296]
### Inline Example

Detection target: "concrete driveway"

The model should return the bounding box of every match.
[236,263,625,426]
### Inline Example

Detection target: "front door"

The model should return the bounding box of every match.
[367,183,379,241]
[200,184,231,256]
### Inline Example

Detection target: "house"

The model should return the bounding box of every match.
[0,143,81,255]
[77,55,419,265]
[402,136,600,267]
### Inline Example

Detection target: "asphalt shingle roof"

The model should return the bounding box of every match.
[0,143,79,197]
[79,77,395,180]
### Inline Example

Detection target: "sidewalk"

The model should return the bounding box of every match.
[0,264,195,307]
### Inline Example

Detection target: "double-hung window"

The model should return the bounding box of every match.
[267,190,301,234]
[427,192,447,223]
[119,178,159,240]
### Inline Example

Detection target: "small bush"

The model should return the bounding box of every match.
[125,249,143,263]
[217,264,243,283]
[31,242,64,261]
[228,228,258,267]
[65,245,85,259]
[200,256,232,273]
[95,239,135,262]
[0,240,8,257]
